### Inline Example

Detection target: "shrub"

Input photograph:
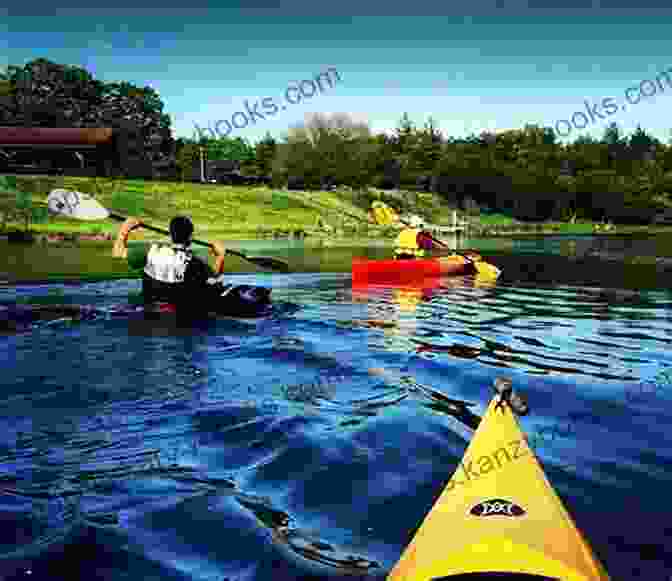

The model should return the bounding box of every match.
[0,176,49,233]
[287,176,305,191]
[111,189,144,216]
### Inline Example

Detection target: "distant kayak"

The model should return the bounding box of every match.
[352,251,501,288]
[352,255,495,286]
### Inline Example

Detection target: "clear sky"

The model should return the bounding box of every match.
[3,0,672,144]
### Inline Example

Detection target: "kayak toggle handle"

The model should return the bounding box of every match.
[493,377,529,416]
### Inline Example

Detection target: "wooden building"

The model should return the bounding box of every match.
[0,125,153,178]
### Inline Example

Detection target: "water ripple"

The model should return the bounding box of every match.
[1,275,671,579]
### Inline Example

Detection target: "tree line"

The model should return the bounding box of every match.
[182,113,672,224]
[2,59,672,224]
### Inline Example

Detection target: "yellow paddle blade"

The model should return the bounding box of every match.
[473,274,499,288]
[47,189,110,220]
[473,260,501,279]
[371,201,399,226]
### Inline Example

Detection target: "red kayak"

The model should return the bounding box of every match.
[352,255,478,286]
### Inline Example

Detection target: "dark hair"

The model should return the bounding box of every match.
[169,216,194,244]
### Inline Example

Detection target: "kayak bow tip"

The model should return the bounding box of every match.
[494,376,530,416]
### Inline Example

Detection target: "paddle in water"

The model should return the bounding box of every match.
[46,189,290,273]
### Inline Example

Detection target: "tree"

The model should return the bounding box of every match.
[410,116,443,176]
[628,126,659,162]
[572,135,598,145]
[277,113,373,189]
[272,132,321,190]
[0,58,173,166]
[175,142,201,181]
[602,122,623,145]
[254,133,277,175]
[394,113,415,152]
[193,134,255,164]
[0,175,49,233]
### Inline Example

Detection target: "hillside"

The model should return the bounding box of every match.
[0,176,457,240]
[5,175,669,240]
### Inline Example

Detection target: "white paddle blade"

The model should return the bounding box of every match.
[47,189,110,220]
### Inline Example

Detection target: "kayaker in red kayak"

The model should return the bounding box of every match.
[113,215,228,319]
[394,215,435,259]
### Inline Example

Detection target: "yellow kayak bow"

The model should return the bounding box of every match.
[388,390,610,580]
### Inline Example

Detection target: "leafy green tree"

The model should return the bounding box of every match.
[275,113,374,190]
[254,133,277,175]
[628,126,659,162]
[394,113,415,155]
[175,142,202,181]
[573,135,599,145]
[0,176,49,232]
[603,122,624,145]
[392,113,418,184]
[0,58,173,167]
[193,134,255,164]
[409,116,443,177]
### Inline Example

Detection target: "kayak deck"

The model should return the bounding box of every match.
[352,256,476,285]
[352,254,488,286]
[388,395,610,580]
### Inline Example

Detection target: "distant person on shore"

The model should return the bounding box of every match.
[112,215,228,320]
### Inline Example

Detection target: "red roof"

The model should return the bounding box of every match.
[0,127,114,145]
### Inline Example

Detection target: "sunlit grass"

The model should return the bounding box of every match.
[477,213,517,226]
[1,177,398,239]
[5,175,671,240]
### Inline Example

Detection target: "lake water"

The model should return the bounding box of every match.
[3,232,672,283]
[0,236,671,580]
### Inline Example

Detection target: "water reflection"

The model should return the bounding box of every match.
[348,274,671,382]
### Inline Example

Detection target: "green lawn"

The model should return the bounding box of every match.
[1,176,377,239]
[475,213,518,226]
[2,175,671,239]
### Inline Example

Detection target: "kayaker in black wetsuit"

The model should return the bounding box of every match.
[112,215,228,321]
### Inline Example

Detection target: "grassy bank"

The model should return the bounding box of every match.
[0,176,402,240]
[2,175,672,240]
[469,215,672,237]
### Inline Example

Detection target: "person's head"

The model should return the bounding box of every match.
[170,216,194,245]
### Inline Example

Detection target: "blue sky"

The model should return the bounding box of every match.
[3,0,672,145]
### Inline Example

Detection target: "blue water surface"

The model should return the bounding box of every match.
[1,271,671,580]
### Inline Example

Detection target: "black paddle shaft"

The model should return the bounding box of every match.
[397,218,449,249]
[320,201,456,250]
[109,212,213,249]
[108,212,287,269]
[394,218,479,259]
[350,211,465,253]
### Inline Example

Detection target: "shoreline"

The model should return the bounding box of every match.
[3,177,672,242]
[2,223,671,244]
[3,249,672,288]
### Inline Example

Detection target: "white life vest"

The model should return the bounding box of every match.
[144,243,192,284]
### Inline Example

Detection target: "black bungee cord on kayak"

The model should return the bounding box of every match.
[493,376,529,416]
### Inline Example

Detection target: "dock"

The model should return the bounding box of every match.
[424,211,470,235]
